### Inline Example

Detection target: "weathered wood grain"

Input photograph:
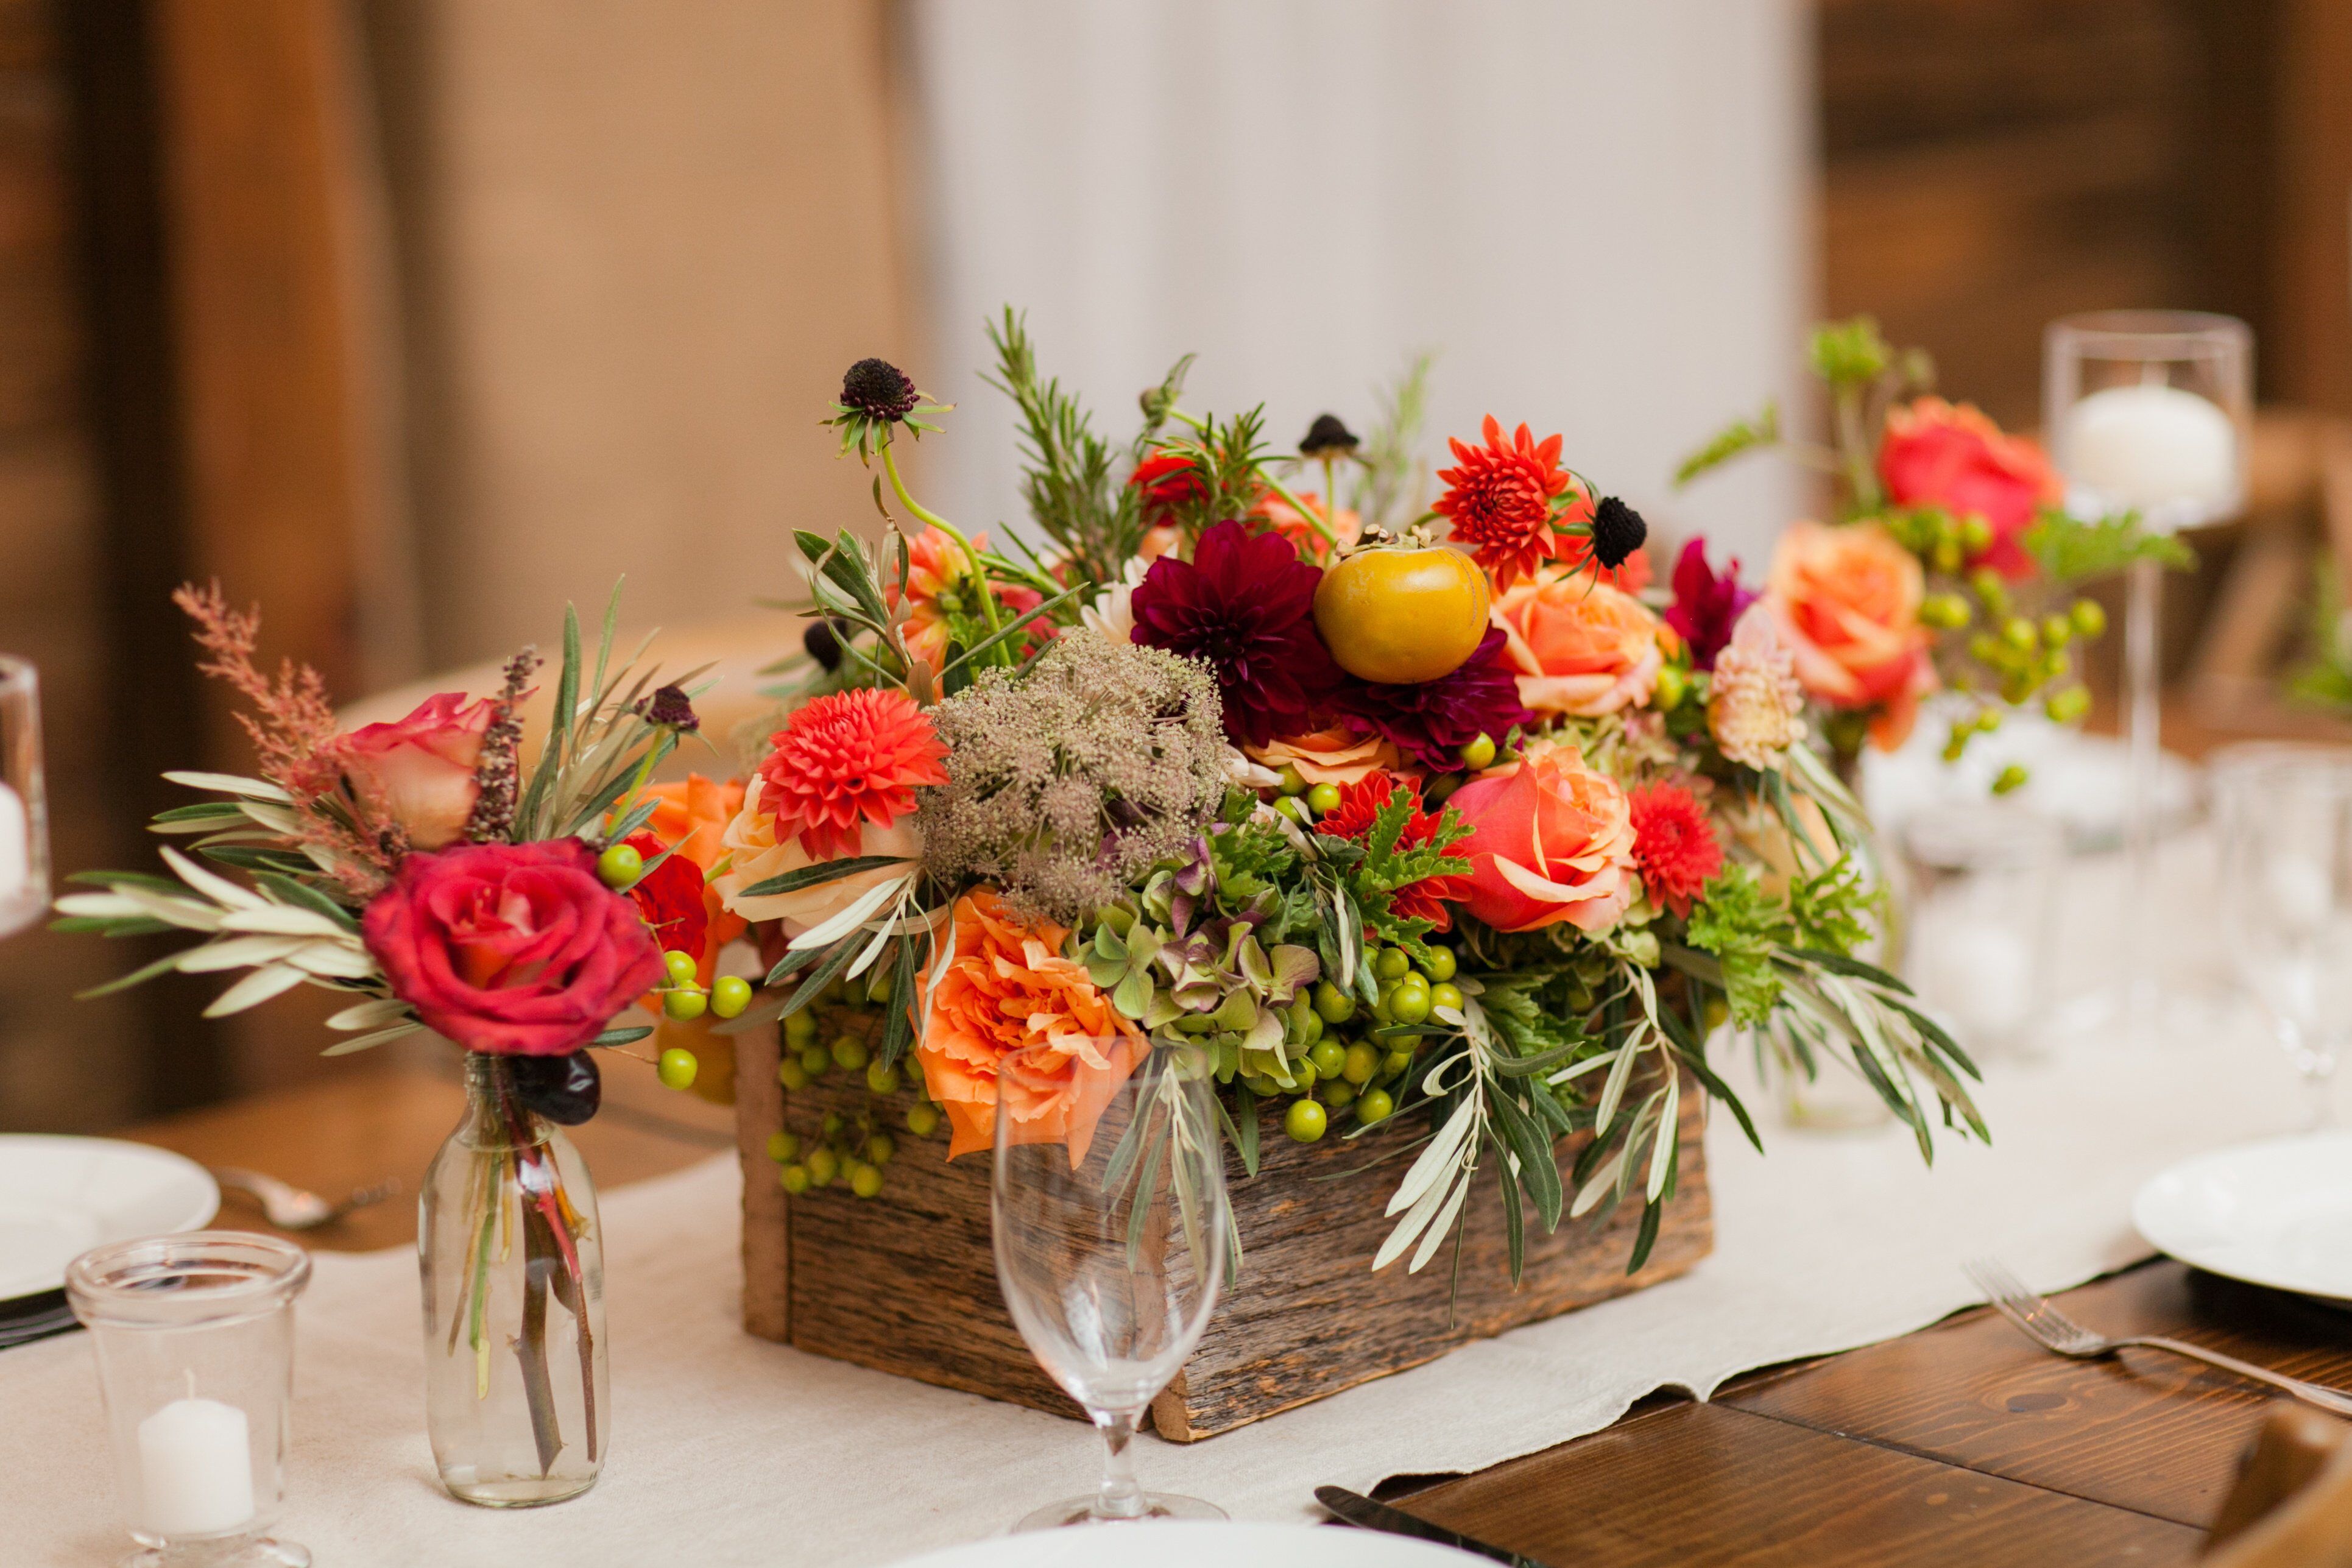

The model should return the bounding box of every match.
[735,1007,1712,1439]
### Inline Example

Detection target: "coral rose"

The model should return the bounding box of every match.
[916,889,1144,1162]
[1767,520,1937,749]
[1879,397,2061,582]
[331,691,493,851]
[1492,567,1677,717]
[1244,725,1408,786]
[710,775,919,936]
[1248,490,1361,563]
[1445,740,1637,933]
[361,838,666,1056]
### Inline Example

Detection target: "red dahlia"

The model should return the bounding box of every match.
[1128,449,1210,529]
[1433,415,1584,589]
[757,687,950,860]
[1626,782,1723,919]
[1129,518,1341,746]
[621,829,708,960]
[1316,771,1469,931]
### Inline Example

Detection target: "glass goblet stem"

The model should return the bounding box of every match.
[2124,554,2162,1034]
[1092,1410,1149,1520]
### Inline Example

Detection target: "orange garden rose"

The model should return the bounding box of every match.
[1491,567,1678,718]
[1248,490,1361,563]
[1766,520,1936,749]
[1244,725,1408,786]
[1445,740,1638,933]
[916,889,1144,1162]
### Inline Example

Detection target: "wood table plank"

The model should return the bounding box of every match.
[1720,1264,2352,1528]
[1400,1399,2202,1568]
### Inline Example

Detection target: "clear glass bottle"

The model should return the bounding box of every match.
[418,1053,607,1506]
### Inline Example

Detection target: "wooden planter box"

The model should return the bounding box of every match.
[733,1020,1712,1440]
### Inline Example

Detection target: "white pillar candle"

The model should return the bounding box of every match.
[136,1396,255,1538]
[2060,381,2237,524]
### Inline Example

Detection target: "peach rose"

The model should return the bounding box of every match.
[1244,724,1409,786]
[1491,567,1677,717]
[331,692,493,850]
[917,889,1144,1162]
[710,774,919,935]
[1766,520,1936,749]
[1446,740,1637,933]
[1248,490,1361,563]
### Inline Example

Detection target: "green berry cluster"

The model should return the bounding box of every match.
[1255,942,1459,1145]
[593,841,753,1047]
[768,972,941,1200]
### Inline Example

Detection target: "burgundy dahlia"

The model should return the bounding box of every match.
[1663,537,1757,670]
[1129,518,1341,746]
[1333,627,1535,772]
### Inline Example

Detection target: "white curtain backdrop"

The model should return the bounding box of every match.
[908,0,1812,567]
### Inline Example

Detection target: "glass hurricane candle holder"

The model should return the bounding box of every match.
[65,1232,312,1568]
[1902,802,2064,1061]
[0,654,48,938]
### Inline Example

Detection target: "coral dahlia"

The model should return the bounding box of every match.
[1626,781,1723,919]
[1316,771,1470,930]
[1333,626,1535,772]
[756,687,950,860]
[1433,415,1583,589]
[1129,518,1341,747]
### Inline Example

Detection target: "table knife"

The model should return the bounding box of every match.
[1315,1485,1558,1567]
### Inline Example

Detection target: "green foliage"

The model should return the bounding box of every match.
[2022,510,2195,584]
[1349,351,1435,526]
[2289,555,2352,711]
[1683,864,1785,1025]
[1673,399,1781,488]
[1807,317,1895,389]
[1333,793,1472,958]
[1784,857,1877,955]
[1151,405,1274,537]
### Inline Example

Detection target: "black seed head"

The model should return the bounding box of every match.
[508,1050,601,1126]
[639,683,699,732]
[1589,496,1648,570]
[804,619,845,672]
[1299,413,1360,459]
[839,358,919,422]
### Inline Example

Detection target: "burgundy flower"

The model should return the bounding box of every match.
[1333,627,1535,771]
[1664,537,1757,671]
[1129,519,1340,746]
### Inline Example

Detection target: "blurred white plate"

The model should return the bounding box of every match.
[889,1522,1484,1567]
[0,1136,219,1301]
[2133,1132,2352,1304]
[1863,705,2198,852]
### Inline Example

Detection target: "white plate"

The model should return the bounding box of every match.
[2132,1132,2352,1304]
[0,1135,219,1300]
[888,1521,1485,1567]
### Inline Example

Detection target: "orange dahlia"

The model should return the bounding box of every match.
[1626,781,1722,919]
[1433,415,1586,590]
[916,889,1145,1161]
[756,688,948,860]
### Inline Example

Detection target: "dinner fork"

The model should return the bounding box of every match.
[212,1168,400,1231]
[1965,1256,2352,1418]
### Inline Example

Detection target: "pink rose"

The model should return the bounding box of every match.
[362,839,665,1056]
[1491,566,1676,717]
[1446,740,1638,933]
[333,693,493,850]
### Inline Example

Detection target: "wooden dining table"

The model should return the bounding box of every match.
[116,1060,2347,1568]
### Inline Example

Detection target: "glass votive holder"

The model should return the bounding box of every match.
[65,1232,313,1568]
[1902,803,2065,1061]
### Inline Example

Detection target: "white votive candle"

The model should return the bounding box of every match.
[1929,920,2035,1039]
[136,1396,254,1538]
[2061,381,2237,524]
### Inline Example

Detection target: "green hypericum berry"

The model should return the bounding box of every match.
[663,950,699,987]
[1290,1058,1319,1092]
[766,1131,799,1164]
[821,1112,844,1139]
[2002,616,2037,651]
[1960,514,1993,552]
[2041,614,2074,647]
[779,1164,811,1195]
[1458,733,1497,771]
[1284,1099,1329,1143]
[1305,782,1342,817]
[1341,1042,1379,1086]
[1388,982,1433,1026]
[1356,1088,1395,1125]
[1274,797,1313,825]
[1277,764,1308,796]
[1419,945,1457,983]
[2044,685,2091,724]
[1651,665,1687,713]
[1930,538,1962,575]
[1374,947,1411,981]
[805,1146,841,1185]
[1429,982,1464,1014]
[710,975,753,1019]
[864,1134,895,1165]
[655,1047,698,1090]
[831,1036,870,1072]
[1243,1073,1282,1098]
[1312,981,1355,1024]
[865,1060,901,1095]
[2070,598,2107,638]
[595,842,643,888]
[1382,1048,1414,1079]
[849,1163,884,1200]
[777,1058,810,1092]
[784,1009,819,1046]
[1319,1078,1357,1109]
[905,1102,941,1138]
[1992,763,2030,796]
[663,987,708,1021]
[1974,707,2003,733]
[1308,1039,1347,1077]
[800,1045,832,1077]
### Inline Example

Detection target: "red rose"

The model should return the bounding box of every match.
[1877,397,2062,582]
[362,838,665,1056]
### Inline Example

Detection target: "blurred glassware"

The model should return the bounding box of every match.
[2044,312,2251,1040]
[2213,746,2352,1129]
[1903,802,2065,1061]
[0,655,48,938]
[992,1040,1228,1531]
[65,1231,312,1568]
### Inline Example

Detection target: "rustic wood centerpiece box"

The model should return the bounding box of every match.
[732,1019,1711,1440]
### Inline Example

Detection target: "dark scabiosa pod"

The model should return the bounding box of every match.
[508,1050,602,1126]
[638,683,699,732]
[1588,496,1648,571]
[803,619,846,673]
[838,357,920,423]
[1298,413,1360,461]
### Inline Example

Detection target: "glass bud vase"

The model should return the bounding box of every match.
[418,1053,607,1506]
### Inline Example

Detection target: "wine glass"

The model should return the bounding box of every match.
[2044,313,2251,1040]
[2214,747,2352,1129]
[0,656,48,938]
[991,1039,1227,1531]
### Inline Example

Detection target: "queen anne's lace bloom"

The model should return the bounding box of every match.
[1707,605,1807,771]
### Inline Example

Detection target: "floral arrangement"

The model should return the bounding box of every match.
[710,312,2021,1280]
[1673,317,2185,788]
